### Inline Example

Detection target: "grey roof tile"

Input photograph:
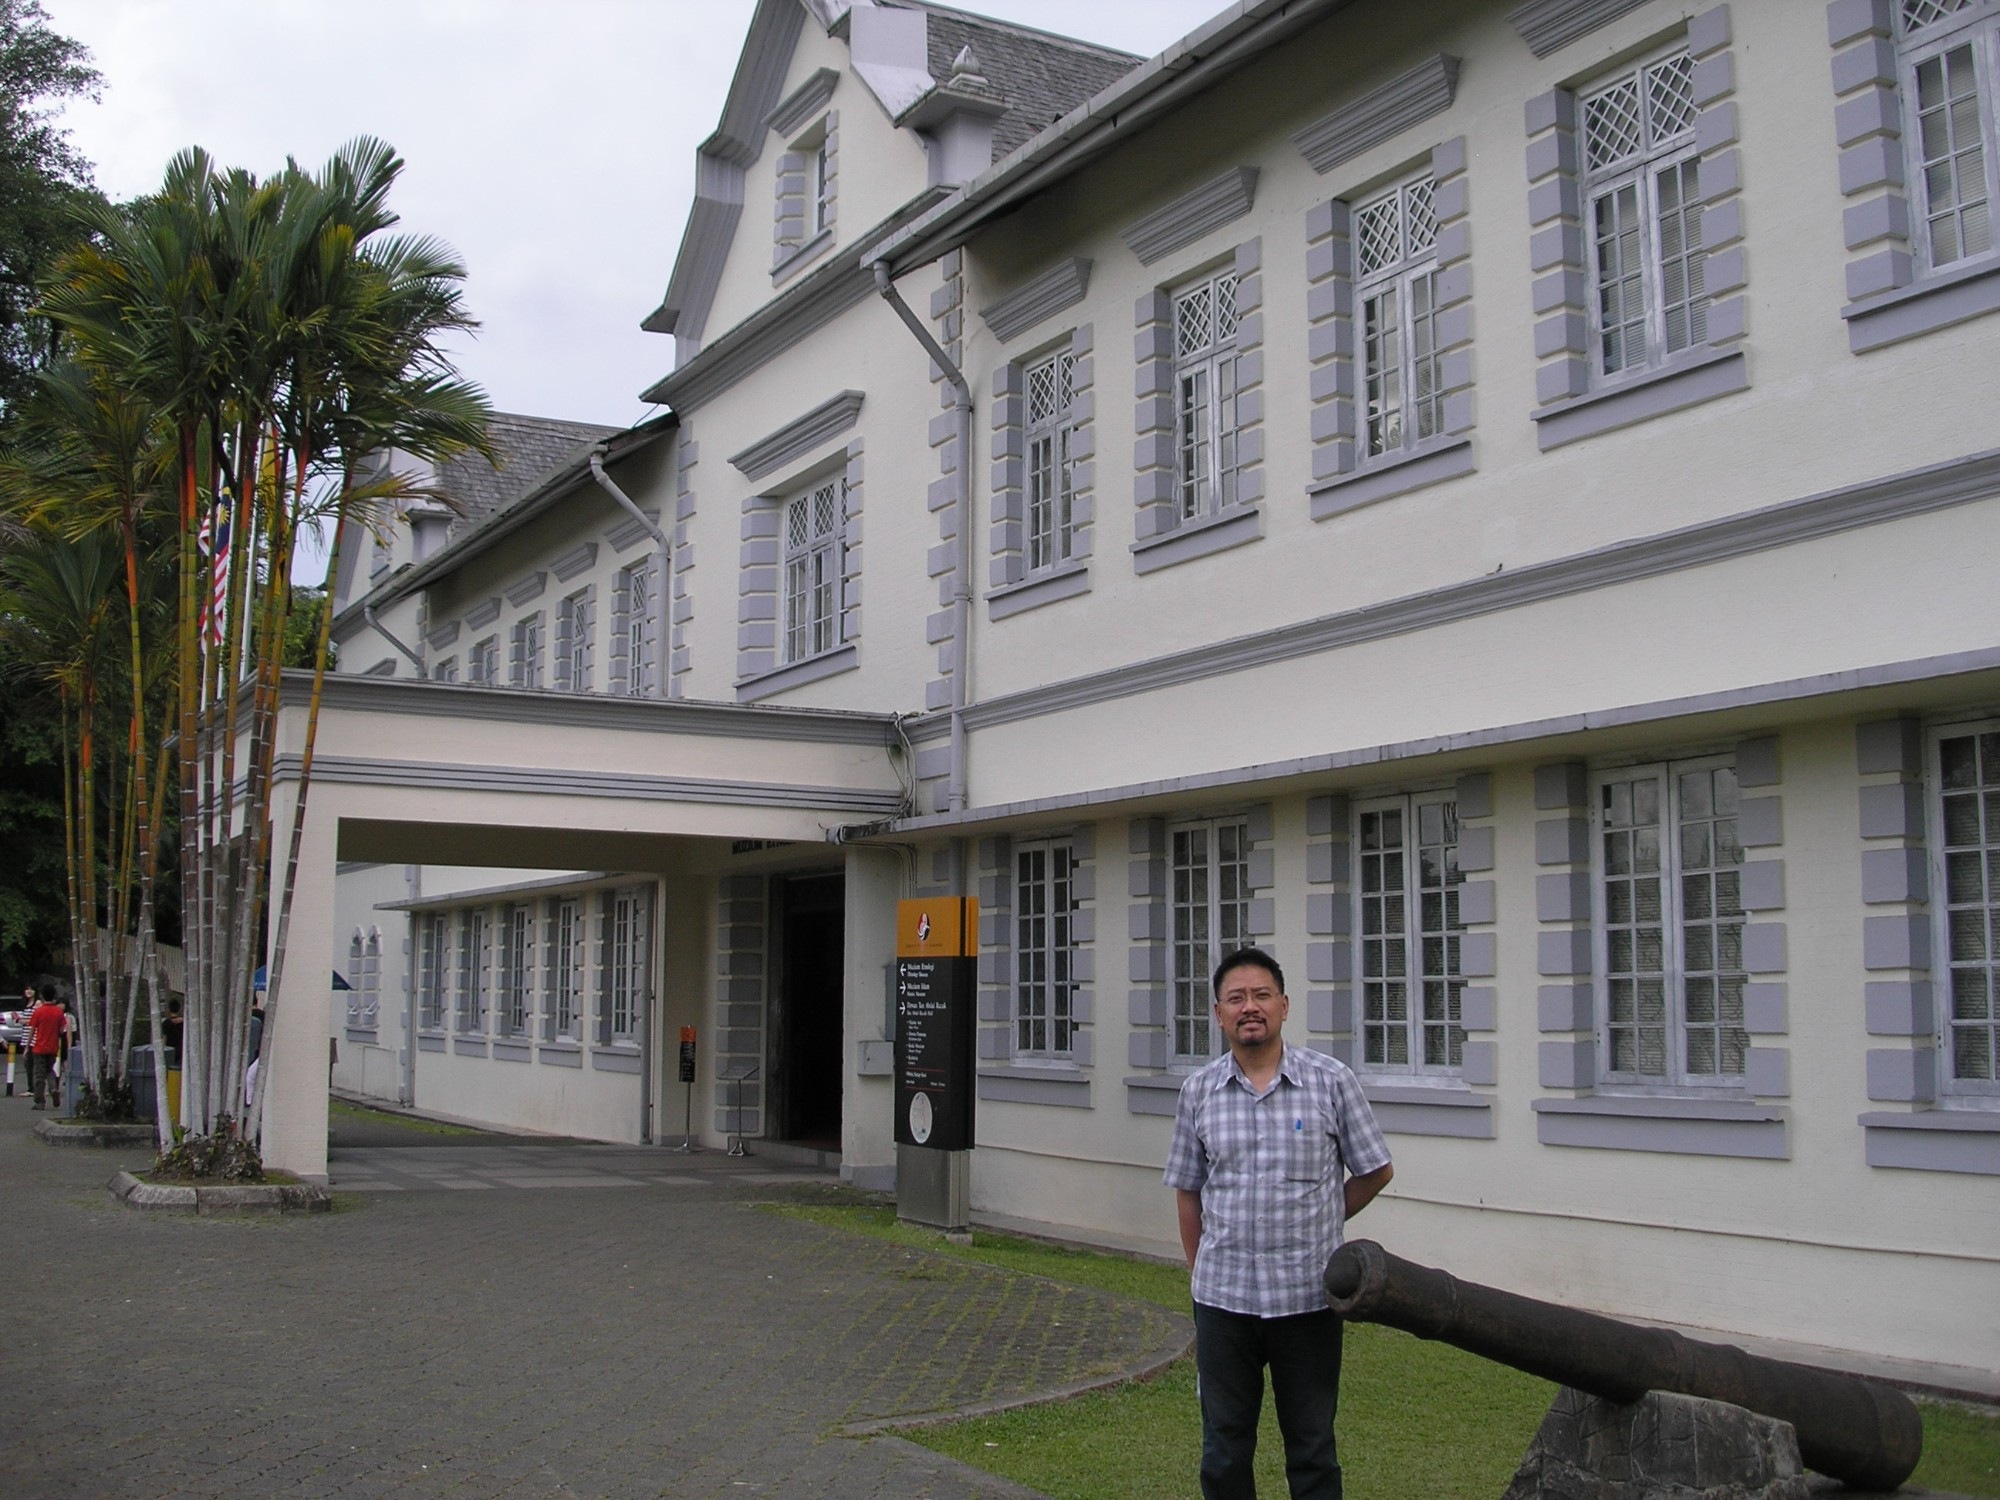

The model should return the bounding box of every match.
[908,2,1143,162]
[438,412,622,540]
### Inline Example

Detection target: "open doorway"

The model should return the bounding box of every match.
[769,872,843,1147]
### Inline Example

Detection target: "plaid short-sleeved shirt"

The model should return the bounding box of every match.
[1163,1043,1391,1318]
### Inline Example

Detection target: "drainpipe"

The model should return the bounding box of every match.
[589,450,672,699]
[364,602,426,676]
[873,260,972,815]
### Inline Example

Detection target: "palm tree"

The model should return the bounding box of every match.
[38,138,491,1146]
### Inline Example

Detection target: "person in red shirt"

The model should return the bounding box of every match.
[26,985,65,1112]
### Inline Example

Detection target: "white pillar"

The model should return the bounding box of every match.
[261,779,336,1182]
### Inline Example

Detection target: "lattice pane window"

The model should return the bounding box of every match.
[813,141,833,235]
[552,897,583,1039]
[362,929,381,1028]
[1015,840,1076,1057]
[419,914,447,1030]
[616,562,655,697]
[1581,48,1705,376]
[467,636,498,686]
[433,657,458,684]
[510,613,543,690]
[1935,728,2000,1089]
[1025,351,1076,572]
[502,905,534,1037]
[1171,818,1250,1061]
[783,479,843,663]
[1356,174,1443,458]
[1914,43,1994,265]
[606,887,648,1042]
[1359,795,1464,1073]
[1598,760,1744,1084]
[457,909,489,1034]
[1173,271,1241,521]
[347,931,365,1028]
[557,590,592,692]
[1903,0,1989,34]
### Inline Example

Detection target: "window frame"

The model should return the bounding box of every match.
[615,560,657,698]
[1354,790,1467,1078]
[510,611,543,690]
[1590,754,1750,1091]
[1925,718,2000,1099]
[1014,838,1077,1059]
[1170,268,1242,522]
[551,896,584,1042]
[1168,816,1251,1063]
[1023,349,1078,574]
[456,908,490,1036]
[556,588,592,693]
[1353,172,1445,462]
[432,656,458,684]
[418,913,447,1031]
[781,476,845,665]
[1578,44,1707,380]
[500,903,534,1038]
[1898,1,2000,273]
[467,634,499,686]
[603,886,648,1045]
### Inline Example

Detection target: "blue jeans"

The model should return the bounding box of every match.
[1194,1302,1344,1500]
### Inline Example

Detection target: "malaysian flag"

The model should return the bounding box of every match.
[196,501,229,648]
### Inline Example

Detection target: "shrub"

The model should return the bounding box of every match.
[152,1114,263,1182]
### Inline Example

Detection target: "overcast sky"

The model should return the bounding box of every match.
[40,0,1227,428]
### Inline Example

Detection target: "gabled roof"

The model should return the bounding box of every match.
[437,412,623,540]
[643,0,1142,365]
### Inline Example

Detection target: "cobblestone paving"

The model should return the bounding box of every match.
[3,1095,1190,1498]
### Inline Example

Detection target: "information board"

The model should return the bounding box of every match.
[894,956,975,1150]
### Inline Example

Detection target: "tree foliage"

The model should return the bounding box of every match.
[0,0,100,432]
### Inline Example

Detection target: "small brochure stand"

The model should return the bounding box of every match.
[721,1060,760,1157]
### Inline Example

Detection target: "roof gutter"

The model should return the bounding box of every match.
[867,0,1352,275]
[873,260,972,816]
[589,450,672,699]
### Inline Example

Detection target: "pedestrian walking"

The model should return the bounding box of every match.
[26,985,66,1113]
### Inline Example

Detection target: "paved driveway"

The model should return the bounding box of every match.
[3,1097,1189,1498]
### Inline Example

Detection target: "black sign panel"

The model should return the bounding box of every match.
[894,956,975,1151]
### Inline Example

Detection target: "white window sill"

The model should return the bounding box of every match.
[1131,504,1262,577]
[1531,347,1746,452]
[1310,436,1475,521]
[1360,1078,1493,1139]
[1534,1092,1787,1159]
[988,561,1090,621]
[772,228,833,287]
[1844,254,2000,353]
[736,642,858,703]
[1859,1107,2000,1175]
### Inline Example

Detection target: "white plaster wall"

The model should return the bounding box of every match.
[947,718,2000,1373]
[947,0,2000,719]
[702,19,933,350]
[673,270,959,714]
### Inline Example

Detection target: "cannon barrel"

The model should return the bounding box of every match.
[1324,1240,1922,1493]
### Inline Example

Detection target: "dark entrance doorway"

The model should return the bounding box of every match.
[771,872,844,1147]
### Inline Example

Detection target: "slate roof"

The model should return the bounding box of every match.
[907,1,1144,162]
[435,411,622,539]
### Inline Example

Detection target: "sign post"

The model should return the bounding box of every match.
[894,896,977,1231]
[675,1026,698,1152]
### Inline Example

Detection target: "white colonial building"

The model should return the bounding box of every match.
[253,0,2000,1385]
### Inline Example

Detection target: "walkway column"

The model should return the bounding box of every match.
[261,779,336,1182]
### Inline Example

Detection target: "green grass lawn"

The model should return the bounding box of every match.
[327,1097,486,1136]
[770,1202,2000,1499]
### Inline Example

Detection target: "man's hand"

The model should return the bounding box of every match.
[1176,1187,1203,1270]
[1344,1162,1393,1220]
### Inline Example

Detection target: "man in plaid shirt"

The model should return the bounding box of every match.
[1164,947,1393,1500]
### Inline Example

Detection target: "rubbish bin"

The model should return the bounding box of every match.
[126,1046,159,1121]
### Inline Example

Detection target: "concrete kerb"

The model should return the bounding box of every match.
[109,1167,332,1214]
[35,1117,154,1148]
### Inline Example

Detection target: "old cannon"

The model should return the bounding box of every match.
[1324,1240,1922,1493]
